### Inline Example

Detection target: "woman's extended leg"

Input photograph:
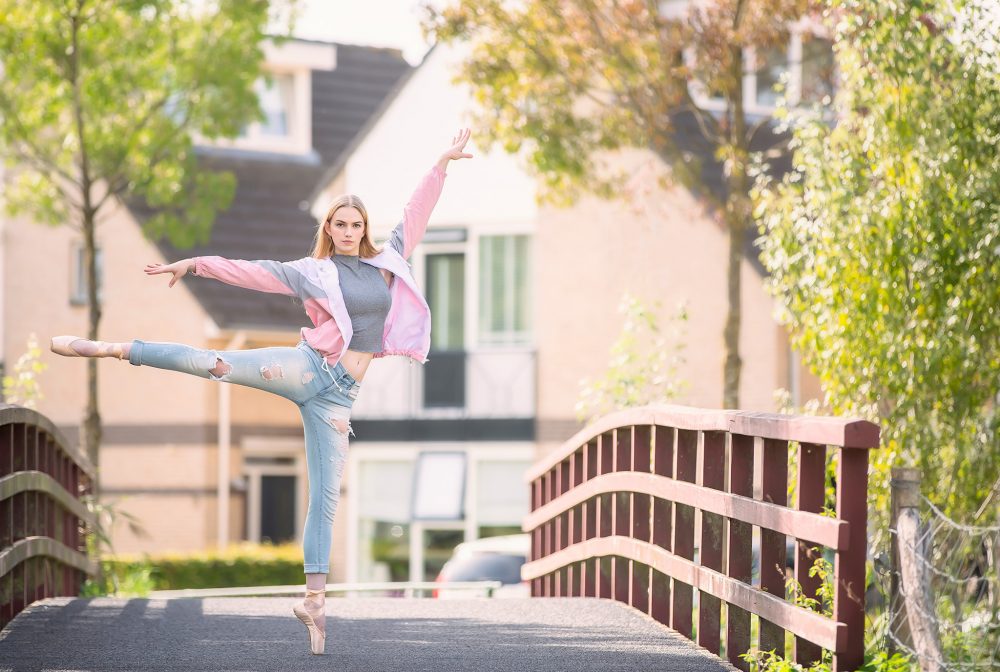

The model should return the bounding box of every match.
[127,339,326,405]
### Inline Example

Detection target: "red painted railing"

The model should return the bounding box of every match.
[522,404,879,671]
[0,405,98,630]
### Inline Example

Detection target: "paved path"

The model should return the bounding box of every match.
[1,596,734,671]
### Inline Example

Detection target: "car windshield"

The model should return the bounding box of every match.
[442,552,525,584]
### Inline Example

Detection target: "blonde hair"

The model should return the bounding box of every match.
[311,195,380,259]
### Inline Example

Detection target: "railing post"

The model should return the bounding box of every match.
[651,425,674,627]
[613,428,631,604]
[888,467,920,654]
[760,438,789,656]
[631,425,652,614]
[833,447,869,672]
[795,443,827,665]
[598,432,613,598]
[727,433,754,671]
[584,439,598,598]
[892,468,944,672]
[699,431,725,655]
[671,429,696,640]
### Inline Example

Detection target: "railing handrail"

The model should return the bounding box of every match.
[527,404,879,483]
[0,404,96,479]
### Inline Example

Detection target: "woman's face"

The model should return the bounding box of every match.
[326,206,365,255]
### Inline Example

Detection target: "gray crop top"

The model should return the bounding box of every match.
[331,222,406,352]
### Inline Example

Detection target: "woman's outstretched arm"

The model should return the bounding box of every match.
[144,256,307,296]
[387,128,473,259]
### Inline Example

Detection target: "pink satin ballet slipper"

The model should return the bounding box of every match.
[50,335,126,360]
[292,588,326,655]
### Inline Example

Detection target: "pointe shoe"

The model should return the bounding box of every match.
[292,588,326,655]
[50,335,126,360]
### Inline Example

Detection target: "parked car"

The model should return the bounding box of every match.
[434,533,530,598]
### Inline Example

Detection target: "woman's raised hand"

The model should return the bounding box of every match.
[144,259,193,288]
[439,128,474,164]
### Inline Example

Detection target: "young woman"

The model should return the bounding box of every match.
[50,128,473,655]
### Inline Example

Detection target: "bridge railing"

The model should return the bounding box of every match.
[521,404,880,671]
[0,404,98,630]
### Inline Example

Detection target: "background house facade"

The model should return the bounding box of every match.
[3,28,827,585]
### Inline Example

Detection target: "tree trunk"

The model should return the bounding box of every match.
[82,207,102,498]
[722,44,749,410]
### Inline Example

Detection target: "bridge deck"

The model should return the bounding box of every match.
[1,596,734,671]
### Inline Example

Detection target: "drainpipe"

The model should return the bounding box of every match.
[217,330,246,549]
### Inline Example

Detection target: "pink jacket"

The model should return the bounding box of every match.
[192,165,447,365]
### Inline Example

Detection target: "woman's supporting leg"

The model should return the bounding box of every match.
[300,399,352,579]
[127,340,324,405]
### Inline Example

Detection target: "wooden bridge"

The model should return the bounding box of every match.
[0,403,879,670]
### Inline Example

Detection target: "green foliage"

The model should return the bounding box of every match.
[79,493,151,596]
[575,293,688,422]
[754,0,1000,528]
[2,333,48,408]
[742,649,915,672]
[786,552,834,616]
[0,0,293,245]
[84,542,308,595]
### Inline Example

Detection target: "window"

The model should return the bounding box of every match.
[238,72,295,140]
[357,460,414,582]
[754,42,789,108]
[475,460,531,537]
[478,235,531,346]
[425,253,466,408]
[687,28,836,114]
[198,68,311,155]
[259,474,296,544]
[427,253,466,351]
[242,452,300,546]
[71,244,102,306]
[799,35,836,104]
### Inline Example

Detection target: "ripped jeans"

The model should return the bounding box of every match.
[128,338,360,574]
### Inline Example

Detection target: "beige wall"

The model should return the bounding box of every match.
[533,148,822,450]
[3,199,214,428]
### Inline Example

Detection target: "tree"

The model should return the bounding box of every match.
[424,0,817,408]
[754,0,1000,522]
[0,0,292,493]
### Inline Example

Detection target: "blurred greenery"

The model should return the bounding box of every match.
[82,541,308,596]
[575,292,688,423]
[754,0,1000,532]
[1,333,48,409]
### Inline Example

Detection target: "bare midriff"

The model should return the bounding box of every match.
[340,349,375,384]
